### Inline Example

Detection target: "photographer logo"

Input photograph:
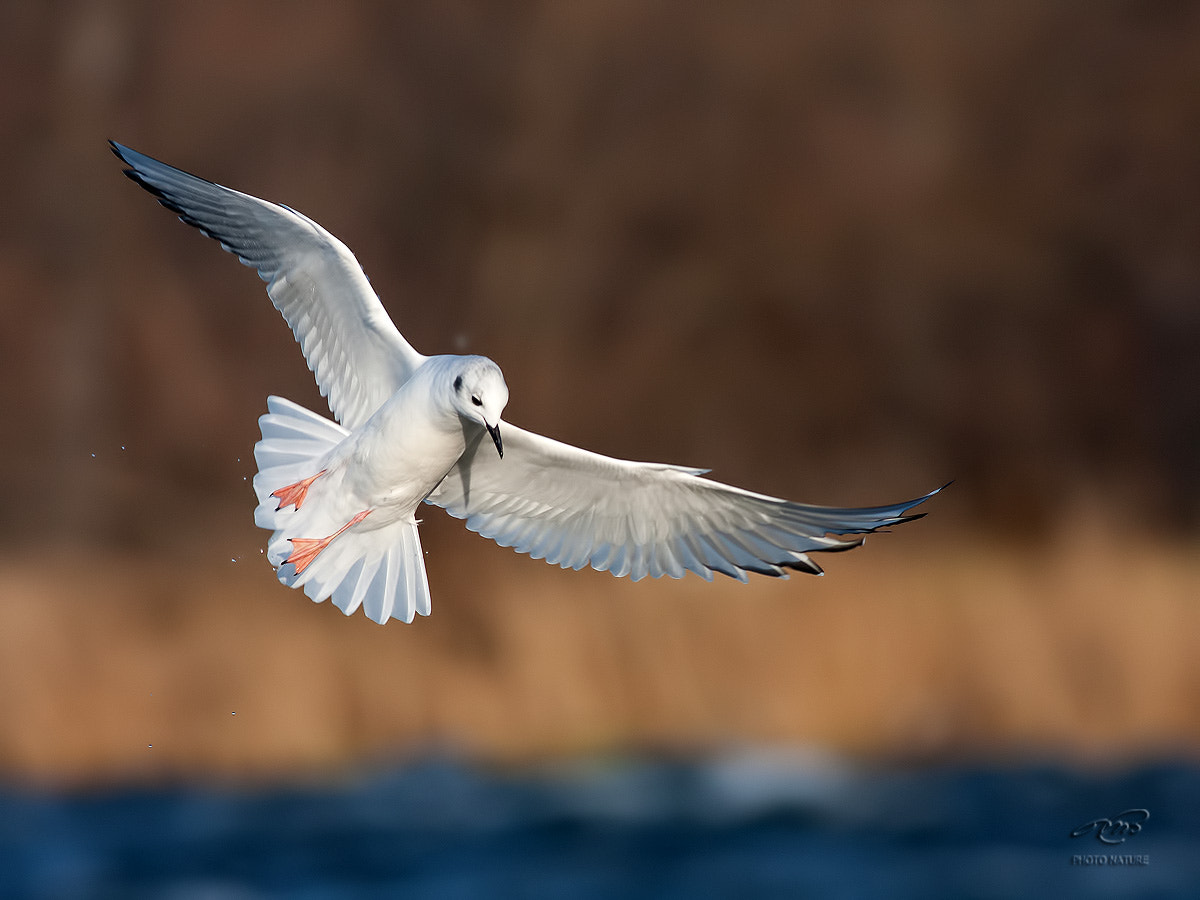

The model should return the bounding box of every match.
[1069,809,1149,866]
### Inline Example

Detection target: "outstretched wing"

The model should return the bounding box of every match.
[111,141,426,430]
[427,424,942,582]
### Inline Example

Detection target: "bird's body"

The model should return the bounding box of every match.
[313,355,496,524]
[112,140,942,625]
[251,354,509,623]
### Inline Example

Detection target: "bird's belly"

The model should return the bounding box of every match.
[336,421,466,526]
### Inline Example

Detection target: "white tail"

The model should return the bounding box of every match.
[252,396,432,624]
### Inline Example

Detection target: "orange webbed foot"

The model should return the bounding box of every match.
[272,469,328,511]
[285,509,372,574]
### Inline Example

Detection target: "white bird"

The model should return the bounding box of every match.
[111,141,942,625]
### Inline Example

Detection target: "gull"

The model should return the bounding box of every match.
[111,141,942,625]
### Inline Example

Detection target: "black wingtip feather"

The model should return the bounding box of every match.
[818,536,866,553]
[780,557,824,576]
[741,561,790,578]
[110,140,233,197]
[111,142,256,253]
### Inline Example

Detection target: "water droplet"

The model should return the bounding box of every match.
[147,744,153,749]
[90,453,96,459]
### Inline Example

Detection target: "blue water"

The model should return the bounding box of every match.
[1,753,1196,899]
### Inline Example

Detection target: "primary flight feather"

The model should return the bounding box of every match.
[111,141,941,625]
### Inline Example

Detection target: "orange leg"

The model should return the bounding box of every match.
[286,509,372,574]
[272,469,328,511]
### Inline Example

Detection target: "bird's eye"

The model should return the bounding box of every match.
[471,396,482,407]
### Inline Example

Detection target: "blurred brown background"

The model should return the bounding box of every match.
[0,1,1197,783]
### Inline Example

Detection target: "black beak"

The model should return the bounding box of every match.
[486,422,503,458]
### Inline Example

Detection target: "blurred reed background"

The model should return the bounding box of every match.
[0,0,1198,785]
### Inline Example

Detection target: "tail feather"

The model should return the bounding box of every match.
[253,395,432,625]
[374,550,402,624]
[332,556,370,618]
[253,396,349,473]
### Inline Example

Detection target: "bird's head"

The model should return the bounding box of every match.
[451,357,509,457]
